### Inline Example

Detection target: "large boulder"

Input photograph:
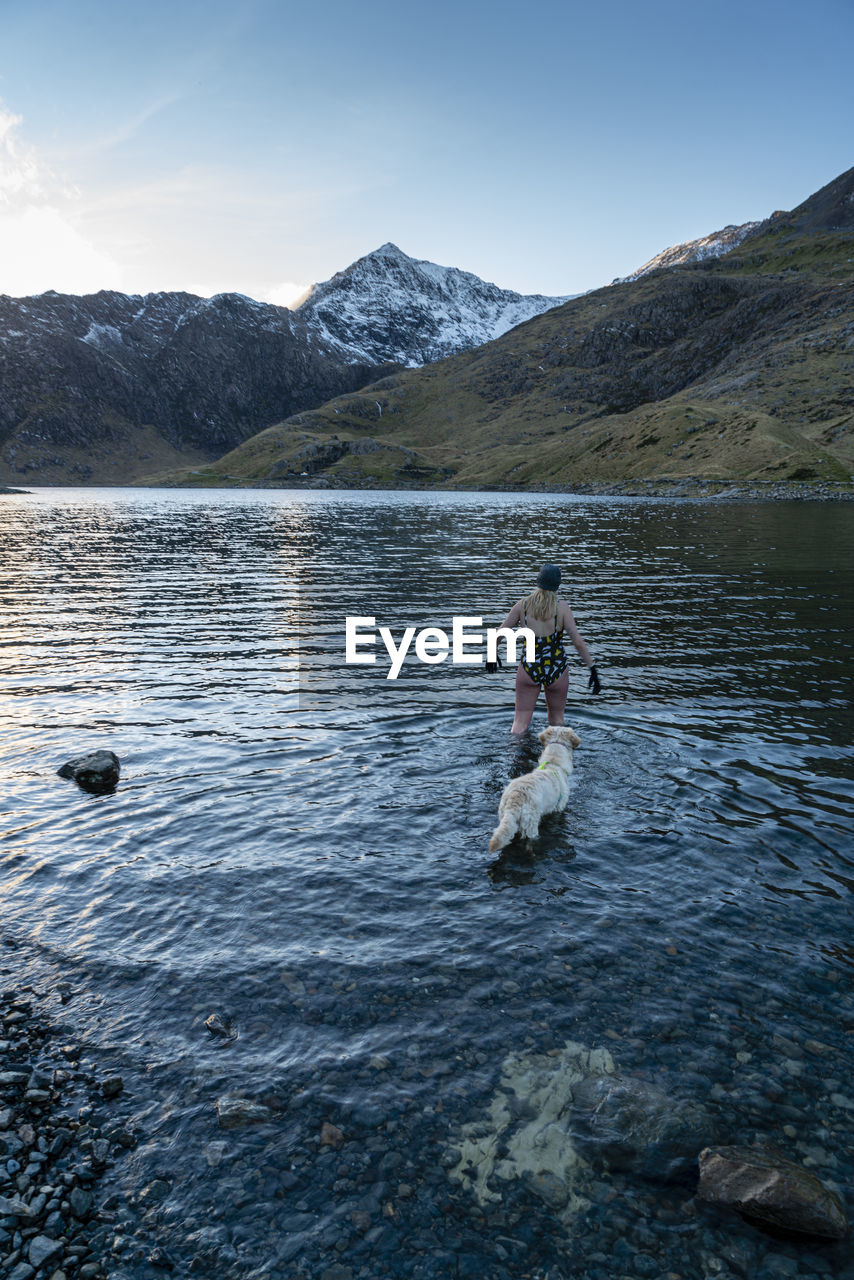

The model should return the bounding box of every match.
[698,1145,848,1239]
[57,750,120,793]
[571,1073,715,1181]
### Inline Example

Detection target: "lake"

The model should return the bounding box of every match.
[1,487,852,1279]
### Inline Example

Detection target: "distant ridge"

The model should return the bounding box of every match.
[619,164,854,283]
[617,221,761,282]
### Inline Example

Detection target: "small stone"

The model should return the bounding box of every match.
[0,1194,34,1217]
[319,1266,352,1280]
[320,1121,345,1149]
[90,1138,110,1165]
[216,1097,273,1130]
[524,1170,569,1209]
[29,1235,63,1268]
[138,1179,171,1205]
[69,1187,93,1219]
[49,1130,71,1157]
[203,1141,228,1168]
[8,1263,35,1280]
[101,1076,123,1099]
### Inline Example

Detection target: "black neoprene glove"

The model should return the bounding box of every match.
[485,655,503,674]
[587,665,602,694]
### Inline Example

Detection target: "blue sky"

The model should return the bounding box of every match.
[0,0,851,301]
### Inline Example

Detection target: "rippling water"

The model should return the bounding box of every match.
[1,488,853,1277]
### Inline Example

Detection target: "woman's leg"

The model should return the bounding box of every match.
[512,664,540,734]
[544,670,570,725]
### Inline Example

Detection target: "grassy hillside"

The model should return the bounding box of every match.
[146,224,854,491]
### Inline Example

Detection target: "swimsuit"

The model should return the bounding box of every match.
[521,612,570,687]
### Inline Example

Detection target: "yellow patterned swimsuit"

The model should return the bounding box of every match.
[521,612,570,687]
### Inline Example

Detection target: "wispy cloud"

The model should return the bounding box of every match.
[0,105,122,295]
[0,107,45,203]
[68,89,189,161]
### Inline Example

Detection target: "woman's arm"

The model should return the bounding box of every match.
[499,598,525,630]
[561,603,593,667]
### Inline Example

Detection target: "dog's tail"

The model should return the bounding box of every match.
[489,811,518,853]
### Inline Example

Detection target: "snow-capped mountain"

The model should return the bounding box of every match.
[616,221,761,283]
[295,242,572,366]
[0,246,570,484]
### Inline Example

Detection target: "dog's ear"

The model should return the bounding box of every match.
[537,726,554,744]
[566,728,581,748]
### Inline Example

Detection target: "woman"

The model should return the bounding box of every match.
[494,564,601,735]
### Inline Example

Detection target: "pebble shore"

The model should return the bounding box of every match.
[3,954,853,1280]
[0,981,145,1280]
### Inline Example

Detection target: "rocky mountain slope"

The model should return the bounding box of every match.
[0,248,568,485]
[182,167,854,492]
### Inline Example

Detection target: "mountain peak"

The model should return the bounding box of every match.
[297,245,571,367]
[370,242,409,258]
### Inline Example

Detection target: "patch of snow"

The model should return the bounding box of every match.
[616,222,761,282]
[80,322,123,349]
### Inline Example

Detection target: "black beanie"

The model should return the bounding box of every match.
[536,564,561,591]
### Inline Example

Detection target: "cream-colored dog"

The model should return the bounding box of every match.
[489,725,581,852]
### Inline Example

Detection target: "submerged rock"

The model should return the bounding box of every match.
[204,1013,237,1043]
[698,1145,849,1239]
[216,1097,274,1130]
[57,749,120,794]
[447,1039,616,1223]
[320,1121,345,1149]
[572,1072,714,1181]
[101,1074,124,1098]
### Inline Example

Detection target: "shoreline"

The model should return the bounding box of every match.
[3,479,854,501]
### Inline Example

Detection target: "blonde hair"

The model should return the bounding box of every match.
[524,587,559,621]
